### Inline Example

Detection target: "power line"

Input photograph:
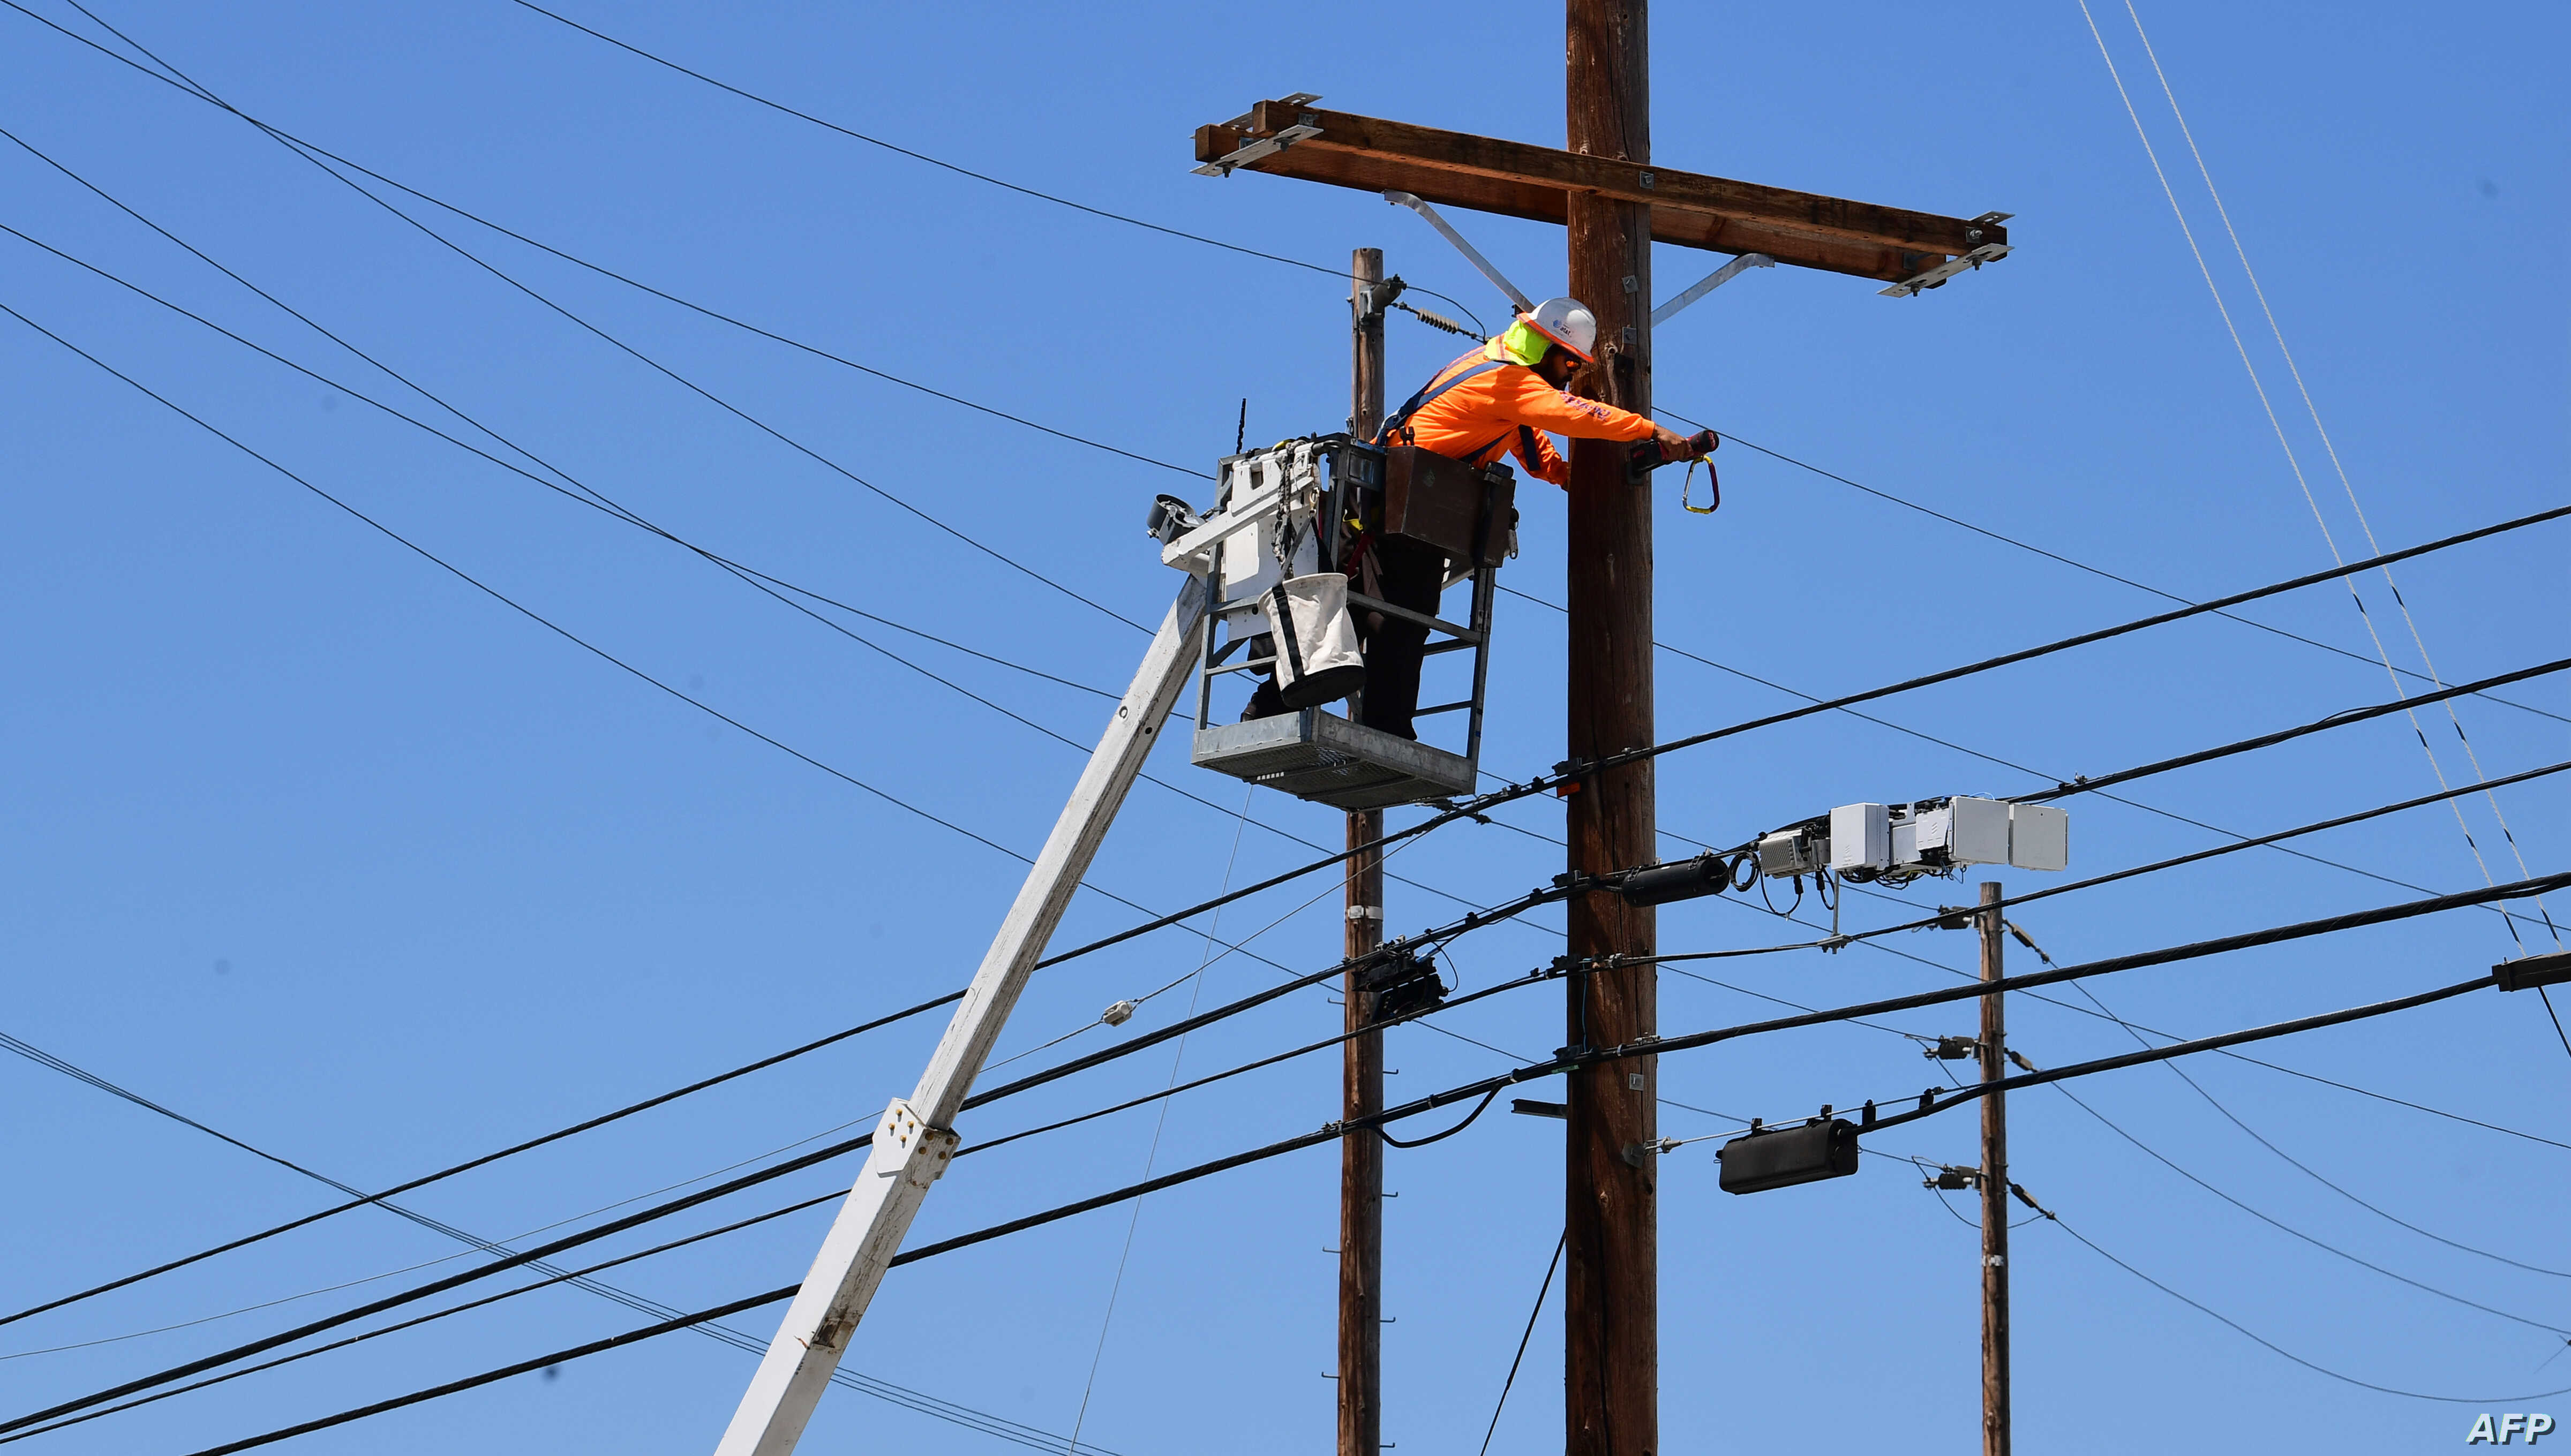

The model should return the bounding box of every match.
[1036,495,2571,1008]
[1677,870,2568,1066]
[1657,410,2569,730]
[0,1107,868,1363]
[0,990,950,1330]
[505,0,1342,280]
[1765,755,2571,958]
[42,139,2534,962]
[968,967,1566,1160]
[1603,509,2571,790]
[2039,1074,2570,1337]
[0,210,1116,705]
[0,848,1548,1394]
[974,881,1570,1113]
[2036,1201,2571,1404]
[486,0,1492,338]
[1476,1233,1565,1456]
[32,2,2569,907]
[2071,986,2571,1281]
[167,1283,807,1456]
[0,1035,1127,1456]
[0,1133,874,1434]
[2076,0,2567,963]
[1695,872,2571,1158]
[144,911,2544,1452]
[59,0,1217,492]
[940,881,2571,1272]
[2013,657,2571,805]
[1866,978,2492,1136]
[1510,576,2564,938]
[0,205,1550,955]
[0,1188,841,1444]
[8,287,1351,1012]
[0,0,1164,632]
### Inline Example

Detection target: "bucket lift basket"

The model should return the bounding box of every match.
[1160,434,1511,812]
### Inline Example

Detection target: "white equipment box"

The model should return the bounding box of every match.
[1821,796,2068,879]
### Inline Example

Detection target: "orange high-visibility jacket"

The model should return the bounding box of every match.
[1383,339,1656,486]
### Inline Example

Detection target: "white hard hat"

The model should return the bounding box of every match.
[1522,297,1598,363]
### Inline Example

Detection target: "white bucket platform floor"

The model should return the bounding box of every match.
[1192,709,1475,812]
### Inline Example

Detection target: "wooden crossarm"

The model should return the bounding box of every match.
[1195,101,2009,286]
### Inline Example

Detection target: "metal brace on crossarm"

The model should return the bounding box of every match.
[1192,93,1325,177]
[1880,212,2014,298]
[1382,191,1533,314]
[1651,253,1775,326]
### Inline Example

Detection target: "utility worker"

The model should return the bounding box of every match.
[1349,297,1705,738]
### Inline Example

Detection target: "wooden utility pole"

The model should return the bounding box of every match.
[1979,880,2011,1456]
[1339,245,1388,1456]
[1562,5,1657,1455]
[1190,62,2010,1456]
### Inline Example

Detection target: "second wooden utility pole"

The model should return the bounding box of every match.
[1562,5,1657,1456]
[1979,880,2011,1456]
[1339,245,1388,1456]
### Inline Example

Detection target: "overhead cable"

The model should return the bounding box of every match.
[168,1284,809,1456]
[2040,1071,2569,1336]
[1715,755,2571,959]
[1043,503,2571,983]
[0,990,947,1330]
[0,194,1531,941]
[0,1135,873,1433]
[1502,582,2562,934]
[1644,870,2570,1074]
[1866,979,2489,1136]
[1476,1234,1565,1456]
[2054,971,2571,1279]
[2076,0,2566,963]
[2013,658,2571,805]
[36,172,2537,970]
[0,1188,845,1445]
[1659,409,2567,730]
[923,880,2571,1272]
[0,0,1164,630]
[5,293,1333,1024]
[151,912,2547,1453]
[0,214,1118,703]
[2039,1201,2571,1404]
[505,0,1344,281]
[0,1031,1117,1454]
[0,204,1532,932]
[487,0,1491,336]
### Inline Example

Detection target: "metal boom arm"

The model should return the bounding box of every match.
[713,575,1211,1455]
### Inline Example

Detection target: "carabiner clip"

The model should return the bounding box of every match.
[1680,457,1720,515]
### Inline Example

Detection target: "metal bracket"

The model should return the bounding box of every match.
[1650,252,1775,326]
[1382,191,1533,313]
[1881,215,2014,298]
[1192,94,1326,177]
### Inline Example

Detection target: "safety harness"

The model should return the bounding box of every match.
[1379,358,1516,467]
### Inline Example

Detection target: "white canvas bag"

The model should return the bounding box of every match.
[1262,571,1365,707]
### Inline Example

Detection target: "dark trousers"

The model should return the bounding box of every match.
[1355,537,1447,739]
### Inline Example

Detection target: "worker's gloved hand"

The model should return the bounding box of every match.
[1682,428,1719,459]
[1649,425,1694,460]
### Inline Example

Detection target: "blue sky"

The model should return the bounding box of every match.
[3,2,2566,1452]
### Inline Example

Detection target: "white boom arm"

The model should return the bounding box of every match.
[713,572,1211,1455]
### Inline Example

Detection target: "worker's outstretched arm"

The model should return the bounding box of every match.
[1494,371,1658,443]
